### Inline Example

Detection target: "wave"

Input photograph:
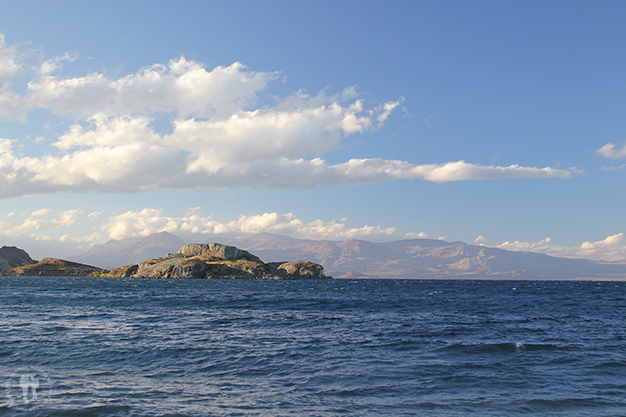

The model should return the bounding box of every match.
[438,341,565,354]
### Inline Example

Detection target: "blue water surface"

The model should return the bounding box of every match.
[1,277,625,416]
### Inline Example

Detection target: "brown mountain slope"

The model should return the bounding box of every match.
[231,233,626,279]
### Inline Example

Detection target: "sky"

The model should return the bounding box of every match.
[0,0,625,261]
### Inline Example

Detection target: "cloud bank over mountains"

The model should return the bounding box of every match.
[2,206,625,262]
[1,207,416,244]
[0,34,575,198]
[99,208,413,242]
[495,234,626,263]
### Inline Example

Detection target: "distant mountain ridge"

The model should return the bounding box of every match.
[230,233,626,279]
[72,232,626,280]
[71,232,186,268]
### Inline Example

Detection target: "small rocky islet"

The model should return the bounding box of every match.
[0,243,330,280]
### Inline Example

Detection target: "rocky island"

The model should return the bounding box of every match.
[0,243,330,280]
[3,257,108,276]
[108,243,329,279]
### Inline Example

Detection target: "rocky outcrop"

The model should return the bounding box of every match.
[107,264,138,277]
[0,246,36,273]
[2,258,108,276]
[276,261,326,279]
[106,243,330,280]
[177,243,262,262]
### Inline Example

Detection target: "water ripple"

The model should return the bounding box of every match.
[0,277,625,416]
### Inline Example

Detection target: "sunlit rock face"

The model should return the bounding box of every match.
[177,243,262,263]
[277,261,326,279]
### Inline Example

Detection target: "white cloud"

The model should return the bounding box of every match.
[37,52,77,76]
[577,233,626,260]
[100,208,419,242]
[30,208,51,217]
[59,232,102,244]
[496,234,626,262]
[332,159,572,184]
[87,211,103,220]
[0,33,575,198]
[601,164,626,171]
[0,141,574,197]
[27,59,278,119]
[0,138,15,168]
[0,34,19,89]
[54,114,160,150]
[497,237,553,253]
[170,92,383,174]
[596,143,626,160]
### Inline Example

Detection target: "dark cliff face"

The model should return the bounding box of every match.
[0,246,36,273]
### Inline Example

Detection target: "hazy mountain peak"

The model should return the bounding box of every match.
[73,232,187,268]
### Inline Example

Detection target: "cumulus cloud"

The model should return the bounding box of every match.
[0,33,574,197]
[100,208,417,241]
[496,234,626,262]
[596,143,626,160]
[27,59,277,119]
[497,237,554,253]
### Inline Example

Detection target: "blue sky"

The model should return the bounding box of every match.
[1,0,625,261]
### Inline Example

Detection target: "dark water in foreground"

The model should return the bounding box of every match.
[1,277,625,416]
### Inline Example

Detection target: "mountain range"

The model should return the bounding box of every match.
[70,232,626,280]
[72,232,186,269]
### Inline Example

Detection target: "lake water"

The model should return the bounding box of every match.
[1,277,625,416]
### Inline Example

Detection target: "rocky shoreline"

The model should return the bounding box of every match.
[0,243,330,280]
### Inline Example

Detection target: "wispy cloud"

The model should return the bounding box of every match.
[10,208,82,233]
[601,164,626,171]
